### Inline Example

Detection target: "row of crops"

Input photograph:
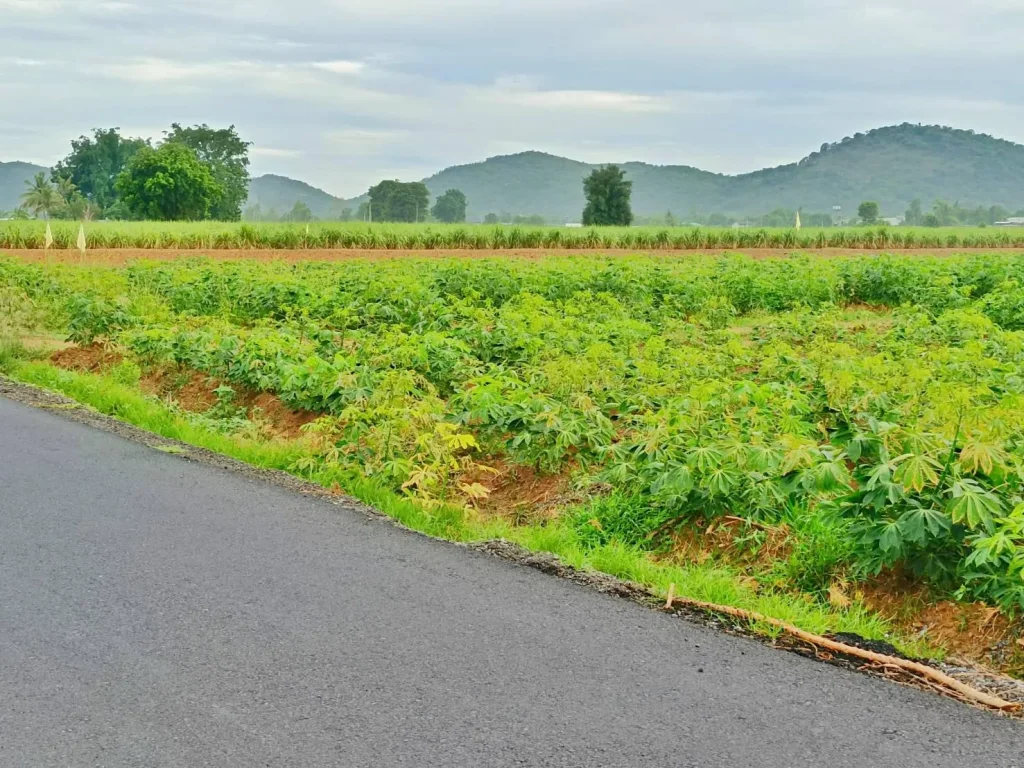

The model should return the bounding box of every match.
[4,252,1024,612]
[5,221,1024,250]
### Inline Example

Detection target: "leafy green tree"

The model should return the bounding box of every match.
[356,201,371,221]
[483,213,500,224]
[53,128,148,213]
[931,200,956,227]
[20,172,60,218]
[431,189,467,223]
[582,165,633,226]
[164,123,251,221]
[285,200,313,222]
[857,201,880,224]
[115,143,221,220]
[905,198,923,226]
[367,180,430,222]
[922,213,940,227]
[989,205,1009,224]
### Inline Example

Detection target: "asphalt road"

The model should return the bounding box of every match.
[1,395,1021,767]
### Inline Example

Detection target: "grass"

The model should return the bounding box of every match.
[0,347,935,658]
[4,220,1024,251]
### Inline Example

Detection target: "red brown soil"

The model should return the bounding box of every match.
[50,344,123,371]
[461,460,572,523]
[9,247,1024,266]
[49,346,318,440]
[859,574,1023,670]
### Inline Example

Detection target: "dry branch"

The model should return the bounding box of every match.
[664,587,1021,713]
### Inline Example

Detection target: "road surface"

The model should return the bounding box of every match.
[1,395,1020,767]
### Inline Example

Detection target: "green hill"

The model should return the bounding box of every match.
[246,174,347,219]
[411,124,1024,221]
[9,124,1024,222]
[0,161,47,213]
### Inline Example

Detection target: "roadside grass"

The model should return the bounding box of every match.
[0,348,935,659]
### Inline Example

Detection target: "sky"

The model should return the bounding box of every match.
[3,0,1024,198]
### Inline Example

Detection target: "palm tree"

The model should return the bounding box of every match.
[54,175,78,205]
[20,172,60,219]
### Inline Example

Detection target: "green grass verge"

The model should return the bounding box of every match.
[1,355,938,659]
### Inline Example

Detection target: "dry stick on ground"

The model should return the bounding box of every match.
[663,587,1021,713]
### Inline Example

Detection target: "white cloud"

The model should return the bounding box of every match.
[311,60,366,75]
[6,0,1024,198]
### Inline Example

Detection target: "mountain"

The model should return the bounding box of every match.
[7,124,1024,221]
[0,161,47,212]
[412,125,1024,221]
[246,174,347,219]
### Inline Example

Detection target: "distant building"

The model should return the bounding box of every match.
[994,217,1024,227]
[565,222,583,228]
[882,216,904,226]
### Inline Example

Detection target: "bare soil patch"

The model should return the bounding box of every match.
[50,346,318,440]
[50,344,123,371]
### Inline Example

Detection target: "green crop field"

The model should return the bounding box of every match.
[5,220,1024,250]
[4,250,1024,627]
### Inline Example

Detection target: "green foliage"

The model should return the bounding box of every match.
[164,123,251,221]
[368,180,431,222]
[431,189,468,223]
[115,143,222,221]
[15,251,1024,613]
[53,128,149,213]
[858,201,880,224]
[283,201,313,223]
[20,172,61,218]
[582,165,633,226]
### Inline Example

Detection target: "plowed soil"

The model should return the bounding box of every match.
[9,247,1024,265]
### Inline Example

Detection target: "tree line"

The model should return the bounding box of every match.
[16,125,251,221]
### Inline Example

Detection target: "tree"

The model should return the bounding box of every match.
[931,199,956,227]
[164,123,251,221]
[53,128,149,213]
[905,198,923,226]
[857,201,880,224]
[582,165,633,226]
[367,180,430,222]
[20,172,60,219]
[356,201,371,221]
[431,189,467,223]
[115,143,221,221]
[483,213,500,224]
[284,200,313,222]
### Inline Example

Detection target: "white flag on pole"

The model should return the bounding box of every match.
[77,224,86,254]
[44,221,53,250]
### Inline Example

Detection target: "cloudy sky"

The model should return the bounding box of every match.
[3,0,1024,197]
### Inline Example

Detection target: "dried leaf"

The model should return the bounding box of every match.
[828,584,852,609]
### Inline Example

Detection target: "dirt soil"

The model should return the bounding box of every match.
[860,574,1024,673]
[50,345,124,371]
[50,347,318,440]
[9,247,1024,266]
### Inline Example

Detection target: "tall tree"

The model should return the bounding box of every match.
[20,172,60,219]
[115,143,221,221]
[430,189,467,223]
[367,180,430,222]
[857,200,880,224]
[164,123,251,221]
[284,200,313,222]
[582,165,633,226]
[53,128,149,213]
[905,198,923,226]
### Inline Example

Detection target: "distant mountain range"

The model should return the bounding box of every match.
[7,125,1024,221]
[0,161,47,212]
